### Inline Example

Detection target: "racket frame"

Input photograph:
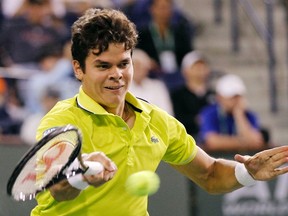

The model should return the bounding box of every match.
[6,125,82,200]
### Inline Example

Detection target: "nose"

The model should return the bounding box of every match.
[109,67,123,81]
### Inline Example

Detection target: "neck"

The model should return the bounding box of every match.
[122,102,136,128]
[122,102,131,122]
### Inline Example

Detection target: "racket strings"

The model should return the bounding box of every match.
[10,129,81,201]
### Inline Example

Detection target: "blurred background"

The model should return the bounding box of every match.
[0,0,287,215]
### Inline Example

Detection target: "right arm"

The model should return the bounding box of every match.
[49,152,117,201]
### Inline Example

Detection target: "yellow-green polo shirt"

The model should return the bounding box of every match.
[31,87,197,216]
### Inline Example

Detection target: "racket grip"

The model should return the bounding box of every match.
[83,161,104,176]
[67,174,89,190]
[67,161,104,190]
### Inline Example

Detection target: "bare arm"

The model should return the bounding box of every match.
[49,152,117,201]
[172,145,288,194]
[171,146,242,194]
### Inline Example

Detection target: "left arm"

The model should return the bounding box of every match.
[171,146,241,194]
[171,145,288,194]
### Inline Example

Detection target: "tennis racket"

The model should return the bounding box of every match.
[6,124,104,201]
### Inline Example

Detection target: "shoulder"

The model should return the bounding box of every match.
[201,104,217,114]
[48,97,78,115]
[36,97,81,139]
[134,95,174,123]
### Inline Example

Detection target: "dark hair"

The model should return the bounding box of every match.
[71,8,138,70]
[28,0,49,5]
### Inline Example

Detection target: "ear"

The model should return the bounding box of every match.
[72,60,83,81]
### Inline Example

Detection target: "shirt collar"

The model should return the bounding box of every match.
[76,86,152,114]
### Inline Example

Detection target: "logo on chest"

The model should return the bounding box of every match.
[150,136,159,144]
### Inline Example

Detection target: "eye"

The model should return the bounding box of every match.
[96,63,110,70]
[118,61,130,69]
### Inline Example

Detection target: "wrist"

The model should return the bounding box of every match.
[67,174,89,190]
[67,159,89,190]
[235,163,256,186]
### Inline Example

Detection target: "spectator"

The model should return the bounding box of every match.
[20,87,60,145]
[62,0,115,29]
[0,78,26,134]
[130,48,174,115]
[22,41,78,113]
[198,74,266,152]
[170,50,216,215]
[171,51,215,141]
[136,0,194,90]
[121,0,190,29]
[0,0,68,67]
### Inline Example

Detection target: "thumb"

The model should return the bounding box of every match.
[234,154,250,163]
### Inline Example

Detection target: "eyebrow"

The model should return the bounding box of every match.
[94,57,131,63]
[121,58,131,62]
[93,59,107,64]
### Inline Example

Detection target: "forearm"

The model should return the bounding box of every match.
[49,180,81,202]
[202,158,242,194]
[172,147,243,194]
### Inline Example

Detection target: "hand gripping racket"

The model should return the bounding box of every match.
[6,124,104,201]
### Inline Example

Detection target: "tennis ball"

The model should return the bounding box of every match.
[125,170,160,196]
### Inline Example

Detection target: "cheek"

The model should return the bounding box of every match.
[126,67,134,81]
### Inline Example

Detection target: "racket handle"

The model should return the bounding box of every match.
[83,161,104,175]
[67,161,104,190]
[67,174,89,190]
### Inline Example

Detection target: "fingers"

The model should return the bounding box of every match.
[235,146,288,181]
[268,147,288,161]
[260,145,288,158]
[254,146,288,168]
[83,152,117,172]
[82,151,117,187]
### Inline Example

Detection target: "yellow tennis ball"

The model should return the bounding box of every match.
[125,170,160,196]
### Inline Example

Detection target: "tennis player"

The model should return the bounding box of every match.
[31,8,288,216]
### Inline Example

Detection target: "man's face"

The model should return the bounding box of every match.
[150,0,173,24]
[218,95,243,113]
[183,61,210,82]
[73,43,133,110]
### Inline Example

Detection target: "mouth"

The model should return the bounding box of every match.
[105,85,124,90]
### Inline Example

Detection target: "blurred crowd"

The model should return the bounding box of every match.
[0,0,271,153]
